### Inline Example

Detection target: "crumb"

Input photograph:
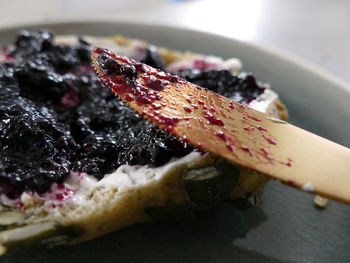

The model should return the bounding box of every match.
[302,182,315,193]
[314,195,328,208]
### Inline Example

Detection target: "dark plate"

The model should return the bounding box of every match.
[1,21,350,263]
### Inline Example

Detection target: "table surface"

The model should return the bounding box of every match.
[0,0,349,85]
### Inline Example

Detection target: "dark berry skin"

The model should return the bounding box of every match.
[136,45,166,71]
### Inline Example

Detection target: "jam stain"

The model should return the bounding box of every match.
[125,94,135,102]
[247,115,261,122]
[215,130,228,142]
[191,103,199,109]
[154,113,181,127]
[227,144,235,152]
[183,107,192,113]
[203,110,224,126]
[262,134,277,145]
[241,145,253,157]
[145,77,167,91]
[287,179,295,185]
[257,126,267,132]
[260,148,272,160]
[243,125,254,132]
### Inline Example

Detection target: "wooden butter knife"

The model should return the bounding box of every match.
[92,47,350,204]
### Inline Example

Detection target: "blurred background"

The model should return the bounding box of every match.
[0,0,350,84]
[0,0,349,85]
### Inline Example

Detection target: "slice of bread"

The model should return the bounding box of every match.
[0,33,288,255]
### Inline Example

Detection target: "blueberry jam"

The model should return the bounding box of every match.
[0,30,266,199]
[0,30,191,198]
[174,68,265,104]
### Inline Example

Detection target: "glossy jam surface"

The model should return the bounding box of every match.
[0,31,191,198]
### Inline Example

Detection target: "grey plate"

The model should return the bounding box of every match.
[1,21,350,263]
